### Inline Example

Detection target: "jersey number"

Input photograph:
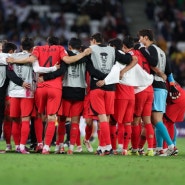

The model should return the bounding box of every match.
[43,56,52,67]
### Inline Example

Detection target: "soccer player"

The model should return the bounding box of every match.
[37,37,105,154]
[0,41,17,152]
[137,29,179,156]
[163,82,185,152]
[122,36,155,156]
[5,38,36,154]
[137,82,184,155]
[88,33,136,155]
[108,37,135,155]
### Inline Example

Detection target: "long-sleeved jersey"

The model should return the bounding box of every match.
[140,44,172,89]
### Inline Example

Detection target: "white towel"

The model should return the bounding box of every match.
[104,62,153,93]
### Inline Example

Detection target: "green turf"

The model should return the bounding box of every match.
[0,138,185,185]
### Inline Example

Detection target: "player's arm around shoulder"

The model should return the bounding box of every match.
[6,54,36,64]
[120,55,138,79]
[62,48,92,64]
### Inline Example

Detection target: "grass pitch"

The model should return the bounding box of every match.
[0,138,185,185]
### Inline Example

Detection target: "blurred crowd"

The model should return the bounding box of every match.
[145,0,185,87]
[1,0,185,87]
[0,0,129,47]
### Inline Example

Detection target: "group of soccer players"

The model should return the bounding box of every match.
[0,28,184,156]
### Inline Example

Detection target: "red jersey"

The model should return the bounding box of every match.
[165,82,185,122]
[166,82,185,104]
[32,45,68,89]
[132,49,151,74]
[130,49,153,92]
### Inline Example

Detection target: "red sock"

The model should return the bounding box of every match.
[131,125,140,149]
[117,123,124,145]
[12,121,21,145]
[3,121,12,144]
[44,121,56,146]
[138,135,146,149]
[99,121,111,145]
[124,124,131,150]
[76,128,81,146]
[20,120,30,145]
[70,123,79,145]
[56,120,66,145]
[85,124,92,141]
[97,129,105,147]
[109,124,117,150]
[34,117,43,143]
[145,123,154,149]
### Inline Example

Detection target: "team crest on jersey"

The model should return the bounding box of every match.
[100,52,108,63]
[100,52,109,73]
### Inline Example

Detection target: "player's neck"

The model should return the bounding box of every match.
[145,41,153,48]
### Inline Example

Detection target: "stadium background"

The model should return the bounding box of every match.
[1,0,185,136]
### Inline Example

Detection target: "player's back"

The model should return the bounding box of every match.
[134,49,151,74]
[8,52,35,98]
[32,45,67,67]
[90,45,115,74]
[130,49,153,93]
[32,45,67,89]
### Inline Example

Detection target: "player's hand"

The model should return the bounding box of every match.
[120,71,125,80]
[6,57,15,63]
[157,72,167,81]
[55,62,60,69]
[169,84,180,99]
[22,82,31,89]
[96,80,105,87]
[161,73,167,81]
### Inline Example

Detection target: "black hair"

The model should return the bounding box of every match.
[90,32,103,43]
[68,37,82,50]
[0,40,8,45]
[122,36,134,49]
[2,42,17,53]
[21,37,34,51]
[81,45,88,52]
[47,36,60,45]
[108,38,123,50]
[137,29,154,41]
[133,37,139,43]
